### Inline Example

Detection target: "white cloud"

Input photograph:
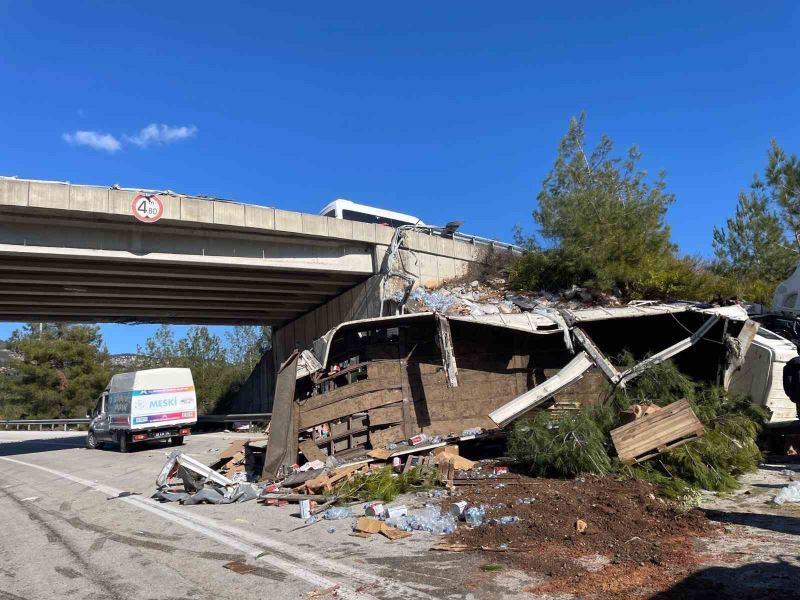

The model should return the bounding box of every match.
[62,130,122,153]
[126,123,198,147]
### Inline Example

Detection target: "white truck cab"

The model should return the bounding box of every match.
[87,368,197,452]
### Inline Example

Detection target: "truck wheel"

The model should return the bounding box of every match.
[170,436,184,446]
[118,433,130,453]
[86,430,102,449]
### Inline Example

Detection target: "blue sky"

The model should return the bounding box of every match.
[1,2,799,352]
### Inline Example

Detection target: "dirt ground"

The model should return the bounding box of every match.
[434,462,800,599]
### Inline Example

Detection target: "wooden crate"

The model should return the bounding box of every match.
[610,398,704,464]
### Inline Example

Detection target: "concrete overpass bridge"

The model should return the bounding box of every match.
[0,177,487,337]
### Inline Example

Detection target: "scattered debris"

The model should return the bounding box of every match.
[153,450,263,505]
[324,506,353,520]
[774,481,800,505]
[610,398,705,464]
[223,561,257,575]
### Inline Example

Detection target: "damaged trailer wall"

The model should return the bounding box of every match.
[291,316,572,459]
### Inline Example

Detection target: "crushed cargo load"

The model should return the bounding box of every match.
[263,295,785,472]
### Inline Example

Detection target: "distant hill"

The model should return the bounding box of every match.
[110,353,145,370]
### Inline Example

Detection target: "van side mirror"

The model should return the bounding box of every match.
[86,410,93,419]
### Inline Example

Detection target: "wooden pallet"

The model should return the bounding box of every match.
[610,398,705,465]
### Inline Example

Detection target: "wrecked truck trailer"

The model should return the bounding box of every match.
[262,302,785,477]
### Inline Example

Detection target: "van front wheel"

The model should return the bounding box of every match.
[118,433,130,453]
[86,430,102,449]
[170,436,184,446]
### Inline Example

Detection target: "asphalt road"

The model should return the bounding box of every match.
[0,430,530,600]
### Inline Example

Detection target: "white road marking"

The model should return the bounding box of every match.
[0,455,435,600]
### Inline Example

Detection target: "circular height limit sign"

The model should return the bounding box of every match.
[131,194,165,223]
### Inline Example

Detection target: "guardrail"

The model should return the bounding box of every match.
[1,414,272,432]
[0,418,90,431]
[196,413,271,427]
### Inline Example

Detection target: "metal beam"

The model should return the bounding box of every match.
[489,351,594,427]
[0,286,321,305]
[617,315,720,386]
[0,273,346,296]
[0,257,365,286]
[571,326,623,386]
[0,298,314,313]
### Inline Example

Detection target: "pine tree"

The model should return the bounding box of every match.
[517,113,678,295]
[137,325,272,414]
[0,323,112,418]
[712,179,796,284]
[766,140,800,246]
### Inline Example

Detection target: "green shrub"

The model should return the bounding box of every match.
[508,406,615,478]
[332,466,437,503]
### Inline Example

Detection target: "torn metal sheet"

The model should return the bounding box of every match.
[436,315,459,388]
[563,302,748,324]
[563,303,690,323]
[571,326,622,385]
[155,450,234,489]
[262,351,300,480]
[296,349,324,380]
[723,319,760,388]
[489,351,594,427]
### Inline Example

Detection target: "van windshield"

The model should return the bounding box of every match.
[342,209,412,228]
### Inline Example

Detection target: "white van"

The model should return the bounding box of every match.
[87,368,197,452]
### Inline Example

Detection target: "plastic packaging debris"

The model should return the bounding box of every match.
[409,433,429,446]
[405,506,457,534]
[416,489,445,498]
[324,506,353,520]
[300,460,325,472]
[493,466,509,475]
[516,497,536,504]
[774,482,800,505]
[385,516,412,532]
[401,288,459,314]
[449,501,468,517]
[364,502,385,517]
[464,505,486,526]
[299,499,311,519]
[327,527,336,533]
[384,505,408,519]
[489,516,520,526]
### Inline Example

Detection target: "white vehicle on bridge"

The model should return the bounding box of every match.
[86,368,197,452]
[320,198,424,228]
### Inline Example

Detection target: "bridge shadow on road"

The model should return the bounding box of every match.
[650,560,800,599]
[0,434,87,457]
[703,508,800,536]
